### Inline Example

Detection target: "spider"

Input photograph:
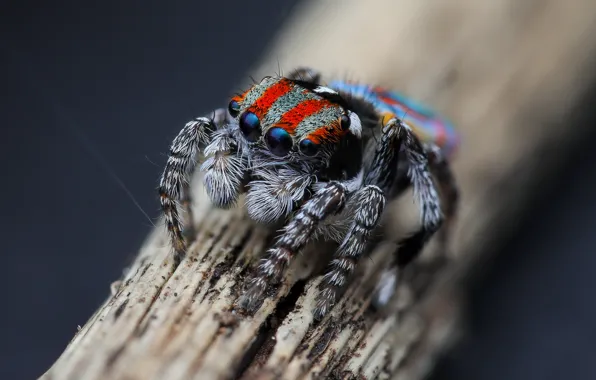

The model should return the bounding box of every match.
[158,67,459,319]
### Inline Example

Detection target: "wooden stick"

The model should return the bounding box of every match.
[42,1,596,379]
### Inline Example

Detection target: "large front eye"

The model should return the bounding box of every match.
[265,127,293,157]
[239,111,261,142]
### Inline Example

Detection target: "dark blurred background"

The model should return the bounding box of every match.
[1,1,595,379]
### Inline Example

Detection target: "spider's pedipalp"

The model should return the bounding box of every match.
[201,126,248,208]
[245,166,314,224]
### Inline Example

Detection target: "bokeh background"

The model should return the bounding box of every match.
[2,1,596,379]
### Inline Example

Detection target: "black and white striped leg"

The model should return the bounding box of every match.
[315,185,386,319]
[365,116,443,268]
[311,118,404,318]
[158,110,222,263]
[393,119,443,268]
[240,181,347,312]
[363,114,404,192]
[372,118,444,308]
[425,143,459,249]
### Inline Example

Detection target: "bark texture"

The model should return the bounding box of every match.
[42,1,596,379]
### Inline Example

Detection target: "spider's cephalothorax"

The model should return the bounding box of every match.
[158,67,460,319]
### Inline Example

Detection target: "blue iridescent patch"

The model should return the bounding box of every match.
[329,80,460,157]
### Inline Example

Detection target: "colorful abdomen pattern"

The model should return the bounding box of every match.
[329,80,460,157]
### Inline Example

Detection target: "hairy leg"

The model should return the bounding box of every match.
[315,115,446,317]
[240,181,347,312]
[371,118,445,308]
[392,119,443,268]
[425,143,459,249]
[286,66,322,84]
[315,185,385,319]
[158,108,230,263]
[312,118,410,318]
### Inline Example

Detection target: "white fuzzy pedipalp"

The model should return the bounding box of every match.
[245,167,314,224]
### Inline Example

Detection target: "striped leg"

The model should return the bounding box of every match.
[158,109,224,263]
[315,185,386,319]
[392,118,443,268]
[372,118,446,308]
[240,181,347,312]
[425,143,459,249]
[311,118,406,318]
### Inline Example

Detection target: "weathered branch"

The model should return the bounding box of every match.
[42,1,596,379]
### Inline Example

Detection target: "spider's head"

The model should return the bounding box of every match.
[227,75,362,165]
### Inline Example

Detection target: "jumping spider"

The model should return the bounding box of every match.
[158,67,459,319]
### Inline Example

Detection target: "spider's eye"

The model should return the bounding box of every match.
[299,138,319,156]
[340,114,351,130]
[228,99,241,117]
[239,111,261,142]
[265,127,293,157]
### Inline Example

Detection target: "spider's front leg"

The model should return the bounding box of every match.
[239,181,348,312]
[158,108,235,263]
